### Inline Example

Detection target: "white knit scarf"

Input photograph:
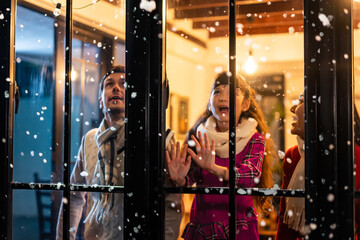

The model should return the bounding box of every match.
[84,118,125,224]
[284,136,305,234]
[196,116,258,158]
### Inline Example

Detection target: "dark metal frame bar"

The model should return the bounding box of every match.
[124,0,164,238]
[304,0,354,238]
[148,0,166,238]
[0,0,15,238]
[228,0,237,238]
[336,0,354,236]
[62,0,73,239]
[10,182,304,197]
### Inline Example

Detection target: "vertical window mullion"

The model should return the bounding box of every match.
[304,0,354,239]
[334,0,354,237]
[62,0,73,239]
[228,0,236,239]
[303,0,319,238]
[125,0,151,238]
[148,0,165,237]
[0,0,15,238]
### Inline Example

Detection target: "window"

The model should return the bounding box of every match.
[0,0,357,239]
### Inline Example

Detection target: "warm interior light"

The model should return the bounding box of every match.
[71,69,78,81]
[243,50,258,75]
[53,3,61,17]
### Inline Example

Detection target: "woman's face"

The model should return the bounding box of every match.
[209,84,250,132]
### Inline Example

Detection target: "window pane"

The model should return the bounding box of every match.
[354,2,360,239]
[65,0,126,190]
[14,4,61,182]
[64,1,126,239]
[166,0,305,239]
[70,41,102,170]
[13,189,61,240]
[166,1,231,237]
[13,190,124,240]
[235,2,305,239]
[354,1,360,194]
[164,193,182,239]
[234,2,305,191]
[56,191,124,239]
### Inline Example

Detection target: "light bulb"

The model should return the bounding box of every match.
[244,55,258,75]
[53,3,61,17]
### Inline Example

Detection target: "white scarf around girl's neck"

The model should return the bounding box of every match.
[284,136,305,234]
[196,116,258,158]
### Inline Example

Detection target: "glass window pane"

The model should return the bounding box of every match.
[164,193,182,239]
[70,0,126,175]
[235,2,305,239]
[62,1,126,239]
[166,1,230,237]
[14,4,61,182]
[56,191,124,239]
[166,0,304,239]
[13,189,61,240]
[240,2,305,239]
[235,3,305,190]
[354,2,360,192]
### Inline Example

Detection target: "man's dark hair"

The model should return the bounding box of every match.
[98,65,125,98]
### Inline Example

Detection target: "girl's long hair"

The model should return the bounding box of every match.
[185,72,275,215]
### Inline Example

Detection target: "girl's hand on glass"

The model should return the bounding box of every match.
[187,131,216,173]
[165,142,191,186]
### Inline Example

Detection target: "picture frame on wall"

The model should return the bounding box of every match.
[168,93,189,141]
[178,97,189,134]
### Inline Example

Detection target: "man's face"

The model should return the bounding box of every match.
[290,95,305,140]
[99,72,125,117]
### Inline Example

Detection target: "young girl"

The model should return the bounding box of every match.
[166,72,275,239]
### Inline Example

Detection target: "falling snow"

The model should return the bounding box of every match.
[278,150,285,159]
[318,13,331,27]
[188,140,195,147]
[139,0,156,13]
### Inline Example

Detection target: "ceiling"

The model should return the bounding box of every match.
[168,0,360,38]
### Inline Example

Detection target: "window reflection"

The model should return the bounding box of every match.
[14,5,55,182]
[71,38,102,169]
[13,4,62,240]
[13,190,59,239]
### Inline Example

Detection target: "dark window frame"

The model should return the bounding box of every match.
[0,0,357,239]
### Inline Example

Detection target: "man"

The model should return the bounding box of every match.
[276,93,305,240]
[57,65,126,240]
[57,66,182,239]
